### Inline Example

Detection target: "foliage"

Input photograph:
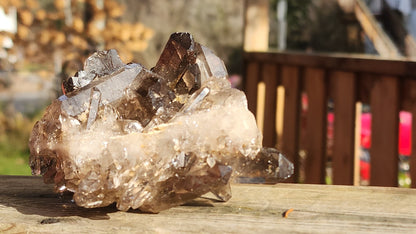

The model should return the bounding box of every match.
[285,0,312,50]
[308,1,361,53]
[0,107,41,175]
[270,0,363,53]
[269,0,312,50]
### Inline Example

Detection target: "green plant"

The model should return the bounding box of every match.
[0,108,42,175]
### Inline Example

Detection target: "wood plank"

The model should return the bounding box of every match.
[280,65,301,183]
[256,79,266,132]
[412,104,416,188]
[262,63,278,147]
[401,77,416,112]
[370,76,399,186]
[2,176,416,233]
[405,79,416,188]
[357,73,373,104]
[276,86,285,145]
[303,68,327,184]
[243,51,416,78]
[331,71,356,185]
[244,61,260,115]
[354,102,363,186]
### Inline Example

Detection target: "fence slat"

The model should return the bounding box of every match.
[304,68,327,184]
[244,51,416,78]
[331,71,356,185]
[370,76,399,186]
[281,66,301,183]
[405,79,416,188]
[245,62,260,115]
[412,102,416,188]
[244,51,413,187]
[262,64,278,147]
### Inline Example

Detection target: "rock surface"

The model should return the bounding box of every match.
[29,32,293,213]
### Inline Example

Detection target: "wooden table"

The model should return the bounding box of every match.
[1,176,416,233]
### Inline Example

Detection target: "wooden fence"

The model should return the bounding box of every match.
[244,51,416,187]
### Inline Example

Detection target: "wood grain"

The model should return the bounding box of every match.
[261,63,278,147]
[244,51,416,186]
[406,79,416,188]
[370,76,399,186]
[303,68,327,184]
[244,51,416,78]
[244,62,260,115]
[280,65,301,183]
[412,104,416,188]
[331,71,356,185]
[2,176,416,233]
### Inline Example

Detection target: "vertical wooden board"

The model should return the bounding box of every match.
[256,81,266,132]
[357,74,372,104]
[354,102,363,186]
[412,102,416,188]
[245,62,260,115]
[281,66,301,182]
[405,80,416,188]
[331,71,356,185]
[262,63,278,147]
[304,68,327,184]
[370,76,399,187]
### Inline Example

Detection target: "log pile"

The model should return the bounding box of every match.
[0,0,154,72]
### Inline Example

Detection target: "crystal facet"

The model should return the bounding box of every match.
[29,32,293,213]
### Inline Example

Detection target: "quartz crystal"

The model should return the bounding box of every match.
[29,32,293,213]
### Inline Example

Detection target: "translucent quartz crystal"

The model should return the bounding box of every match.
[29,32,293,213]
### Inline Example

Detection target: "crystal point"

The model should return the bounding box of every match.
[29,32,293,213]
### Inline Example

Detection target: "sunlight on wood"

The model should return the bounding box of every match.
[354,102,362,186]
[3,176,416,232]
[256,81,265,133]
[276,85,285,147]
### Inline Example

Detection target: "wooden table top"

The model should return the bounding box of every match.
[1,175,416,233]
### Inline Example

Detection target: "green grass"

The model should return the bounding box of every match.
[0,154,31,175]
[0,109,41,175]
[0,134,31,175]
[398,171,411,188]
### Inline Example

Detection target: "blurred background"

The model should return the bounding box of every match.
[0,0,413,187]
[0,0,246,175]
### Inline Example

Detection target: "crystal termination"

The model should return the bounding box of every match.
[29,32,293,213]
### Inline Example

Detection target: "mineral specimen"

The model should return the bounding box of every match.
[29,32,293,213]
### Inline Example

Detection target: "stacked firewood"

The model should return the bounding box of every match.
[0,0,154,70]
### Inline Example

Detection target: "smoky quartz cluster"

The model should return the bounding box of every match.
[29,32,293,213]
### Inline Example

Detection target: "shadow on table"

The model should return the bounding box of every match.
[0,176,219,221]
[0,176,121,220]
[2,190,119,220]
